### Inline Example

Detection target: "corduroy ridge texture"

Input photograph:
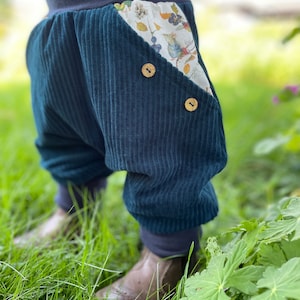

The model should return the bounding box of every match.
[26,2,227,234]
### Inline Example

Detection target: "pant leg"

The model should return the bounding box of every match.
[140,226,202,257]
[55,177,107,213]
[26,13,113,188]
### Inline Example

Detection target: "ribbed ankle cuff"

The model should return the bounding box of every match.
[140,226,202,258]
[55,177,107,213]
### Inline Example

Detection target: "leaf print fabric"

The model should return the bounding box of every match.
[115,0,213,95]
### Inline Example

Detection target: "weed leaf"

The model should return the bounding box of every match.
[281,198,300,218]
[227,265,264,295]
[280,239,300,258]
[280,198,300,241]
[292,219,300,241]
[223,239,248,276]
[205,236,222,258]
[184,240,250,299]
[253,257,300,300]
[254,135,290,155]
[258,219,296,243]
[183,255,230,300]
[257,242,286,267]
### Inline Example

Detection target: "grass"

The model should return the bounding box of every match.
[1,5,300,299]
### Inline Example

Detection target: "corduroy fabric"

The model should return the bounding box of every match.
[26,3,227,234]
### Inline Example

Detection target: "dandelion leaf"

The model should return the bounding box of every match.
[253,258,300,300]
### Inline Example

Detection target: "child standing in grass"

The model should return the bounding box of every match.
[14,0,227,298]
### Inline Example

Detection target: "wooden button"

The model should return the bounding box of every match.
[184,98,198,112]
[141,63,156,78]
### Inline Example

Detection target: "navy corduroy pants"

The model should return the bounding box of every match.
[26,2,227,252]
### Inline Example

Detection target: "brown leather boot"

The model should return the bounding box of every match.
[13,208,72,247]
[95,247,198,300]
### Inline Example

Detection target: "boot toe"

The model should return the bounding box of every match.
[13,208,72,247]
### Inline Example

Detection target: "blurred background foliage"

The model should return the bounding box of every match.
[0,0,12,38]
[0,0,300,238]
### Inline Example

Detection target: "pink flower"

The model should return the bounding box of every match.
[272,95,279,104]
[285,85,299,95]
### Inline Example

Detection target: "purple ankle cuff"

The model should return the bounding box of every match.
[55,177,107,213]
[140,226,201,258]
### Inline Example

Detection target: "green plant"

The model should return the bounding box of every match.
[181,197,300,300]
[254,84,300,155]
[181,26,300,300]
[254,25,300,156]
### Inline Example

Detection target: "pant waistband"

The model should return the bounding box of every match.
[46,0,192,16]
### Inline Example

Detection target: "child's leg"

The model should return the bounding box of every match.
[55,177,108,214]
[93,1,227,298]
[140,226,201,258]
[27,13,113,193]
[18,0,227,295]
[14,178,107,246]
[14,12,113,246]
[96,228,202,300]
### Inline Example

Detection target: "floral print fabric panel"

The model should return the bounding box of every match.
[115,0,213,95]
